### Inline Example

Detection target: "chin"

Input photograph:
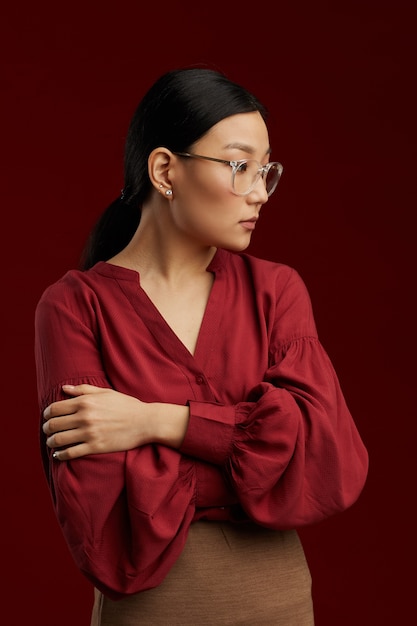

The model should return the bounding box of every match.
[221,239,252,253]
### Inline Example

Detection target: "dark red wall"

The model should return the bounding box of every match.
[2,1,415,624]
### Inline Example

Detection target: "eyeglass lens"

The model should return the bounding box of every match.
[233,161,280,196]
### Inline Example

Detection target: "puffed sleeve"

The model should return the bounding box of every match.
[179,268,368,529]
[35,278,196,599]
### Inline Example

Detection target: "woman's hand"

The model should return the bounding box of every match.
[43,384,189,461]
[43,384,153,460]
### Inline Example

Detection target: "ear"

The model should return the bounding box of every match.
[148,147,174,194]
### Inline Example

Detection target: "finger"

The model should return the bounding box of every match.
[62,384,109,396]
[44,385,111,420]
[46,427,82,448]
[43,398,78,421]
[43,418,56,435]
[52,443,92,462]
[43,414,76,435]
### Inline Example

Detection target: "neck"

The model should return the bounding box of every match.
[109,199,217,283]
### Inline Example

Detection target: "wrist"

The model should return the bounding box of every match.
[154,403,190,448]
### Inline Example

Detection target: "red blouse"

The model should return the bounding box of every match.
[34,249,368,600]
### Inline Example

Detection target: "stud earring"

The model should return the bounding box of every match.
[165,189,173,196]
[159,184,163,188]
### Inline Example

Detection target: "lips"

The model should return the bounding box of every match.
[239,218,257,231]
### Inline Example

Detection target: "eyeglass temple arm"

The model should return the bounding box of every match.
[174,152,233,166]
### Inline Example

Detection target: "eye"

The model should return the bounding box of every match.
[236,161,249,174]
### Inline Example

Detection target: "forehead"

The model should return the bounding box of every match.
[197,111,270,155]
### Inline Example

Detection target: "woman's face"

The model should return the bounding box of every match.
[169,111,273,252]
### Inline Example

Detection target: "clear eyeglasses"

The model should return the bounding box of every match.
[174,152,283,197]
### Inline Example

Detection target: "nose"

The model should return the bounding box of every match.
[251,173,269,204]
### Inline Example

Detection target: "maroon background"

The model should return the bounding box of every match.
[2,1,416,624]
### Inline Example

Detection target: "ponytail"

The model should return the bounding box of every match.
[79,195,141,270]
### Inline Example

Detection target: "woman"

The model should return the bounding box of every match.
[35,67,368,625]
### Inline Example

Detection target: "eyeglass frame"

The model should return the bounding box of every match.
[173,152,283,197]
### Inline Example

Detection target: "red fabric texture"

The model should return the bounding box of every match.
[34,248,368,599]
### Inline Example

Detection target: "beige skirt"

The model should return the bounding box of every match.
[91,521,314,625]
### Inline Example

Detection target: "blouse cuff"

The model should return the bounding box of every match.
[179,400,236,465]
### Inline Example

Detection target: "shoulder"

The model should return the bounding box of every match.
[35,264,116,326]
[220,250,316,336]
[35,262,139,325]
[36,261,131,302]
[37,268,96,308]
[221,250,306,294]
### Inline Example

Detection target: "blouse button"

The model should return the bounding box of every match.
[195,375,204,385]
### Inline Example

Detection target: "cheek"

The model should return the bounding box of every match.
[173,195,251,251]
[173,198,226,236]
[174,177,230,227]
[187,164,231,200]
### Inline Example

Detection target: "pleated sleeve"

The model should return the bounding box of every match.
[35,277,196,600]
[180,267,369,529]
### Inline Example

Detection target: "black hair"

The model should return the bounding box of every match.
[80,67,268,270]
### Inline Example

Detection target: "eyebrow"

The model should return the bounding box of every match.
[223,142,272,158]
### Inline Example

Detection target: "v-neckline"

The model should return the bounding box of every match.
[134,275,216,359]
[95,249,228,370]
